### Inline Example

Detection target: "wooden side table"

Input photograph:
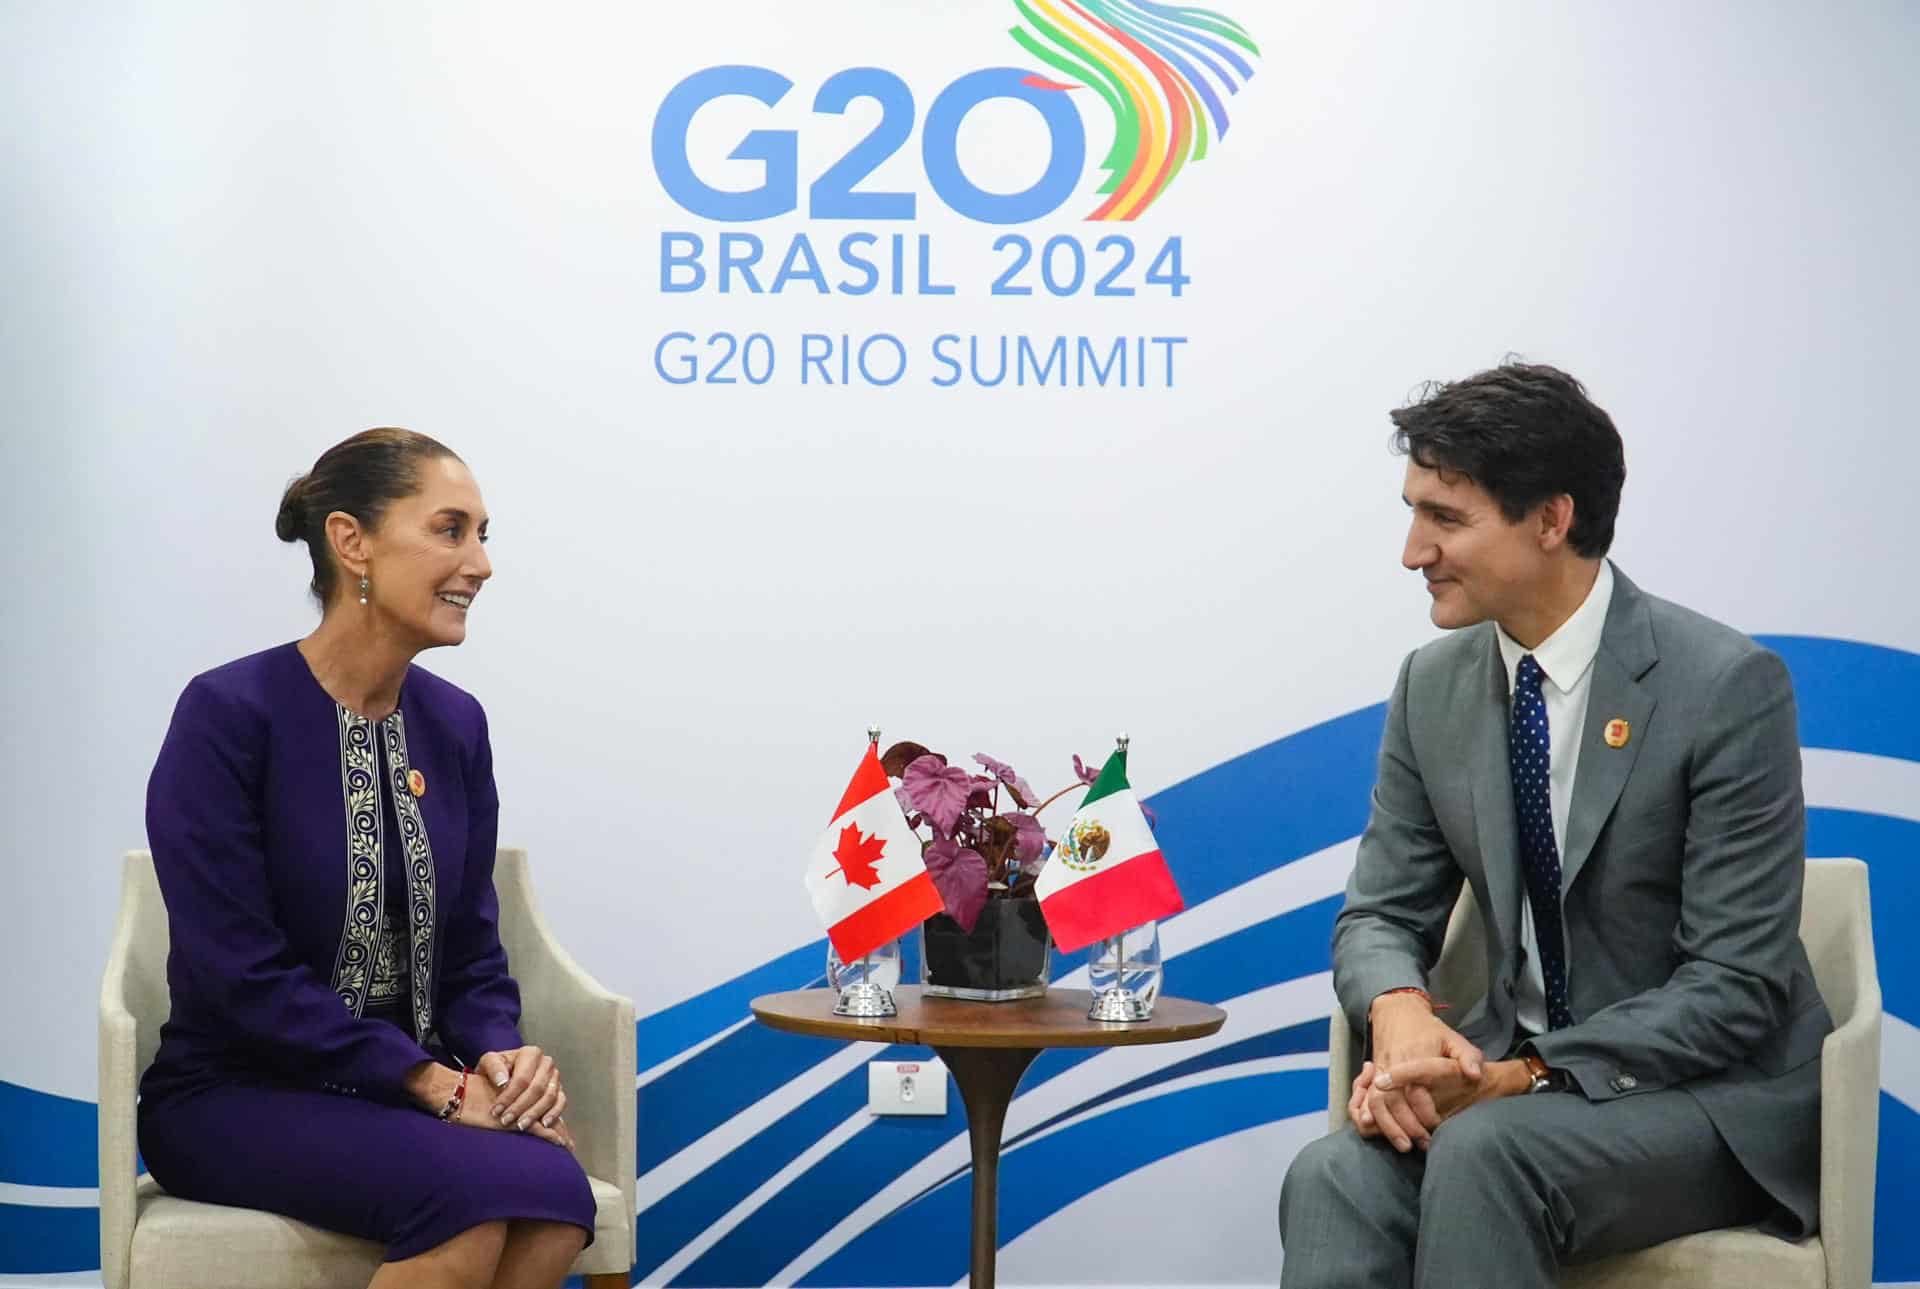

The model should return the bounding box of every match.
[750,985,1227,1288]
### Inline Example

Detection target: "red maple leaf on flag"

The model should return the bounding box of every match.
[828,823,887,890]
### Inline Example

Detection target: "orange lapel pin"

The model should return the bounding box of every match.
[1603,719,1631,749]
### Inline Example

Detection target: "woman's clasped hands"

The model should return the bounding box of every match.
[474,1046,575,1151]
[407,1047,576,1150]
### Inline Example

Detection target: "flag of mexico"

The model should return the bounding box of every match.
[1035,747,1184,953]
[804,742,945,963]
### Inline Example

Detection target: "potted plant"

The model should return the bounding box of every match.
[881,741,1098,1000]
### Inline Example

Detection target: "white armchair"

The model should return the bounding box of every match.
[98,848,636,1289]
[1324,857,1880,1289]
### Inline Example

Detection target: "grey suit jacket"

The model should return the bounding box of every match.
[1332,565,1831,1237]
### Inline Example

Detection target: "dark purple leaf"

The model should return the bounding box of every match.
[901,755,973,838]
[973,753,1038,809]
[923,839,990,932]
[881,741,940,779]
[1002,811,1047,863]
[1072,753,1100,786]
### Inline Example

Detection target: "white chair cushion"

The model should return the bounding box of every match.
[1561,1227,1824,1289]
[129,1172,629,1287]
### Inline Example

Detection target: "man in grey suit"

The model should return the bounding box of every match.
[1278,363,1830,1285]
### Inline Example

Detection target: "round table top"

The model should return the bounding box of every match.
[749,985,1227,1049]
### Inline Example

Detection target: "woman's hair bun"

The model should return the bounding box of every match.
[275,475,310,543]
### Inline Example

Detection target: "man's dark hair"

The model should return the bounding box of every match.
[1389,362,1627,558]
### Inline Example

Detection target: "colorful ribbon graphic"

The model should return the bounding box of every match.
[1010,0,1260,220]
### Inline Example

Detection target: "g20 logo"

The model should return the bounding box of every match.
[651,66,1087,226]
[650,4,1258,225]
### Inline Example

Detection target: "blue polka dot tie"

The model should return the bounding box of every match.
[1511,654,1573,1030]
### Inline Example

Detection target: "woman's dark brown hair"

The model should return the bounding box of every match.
[275,428,459,605]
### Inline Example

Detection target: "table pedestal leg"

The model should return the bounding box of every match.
[933,1045,1041,1289]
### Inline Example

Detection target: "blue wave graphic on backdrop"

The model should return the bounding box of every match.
[6,634,1916,1283]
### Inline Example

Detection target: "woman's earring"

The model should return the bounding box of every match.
[358,575,370,606]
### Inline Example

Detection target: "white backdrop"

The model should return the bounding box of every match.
[3,1,1918,1283]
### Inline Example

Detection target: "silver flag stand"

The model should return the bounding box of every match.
[833,954,898,1017]
[1088,929,1152,1022]
[833,725,900,1018]
[1087,732,1152,1023]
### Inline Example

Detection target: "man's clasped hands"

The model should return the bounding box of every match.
[1352,992,1537,1152]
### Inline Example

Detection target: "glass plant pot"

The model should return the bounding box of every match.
[1087,919,1163,1021]
[921,894,1051,1001]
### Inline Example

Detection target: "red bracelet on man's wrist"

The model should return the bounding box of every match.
[1375,986,1451,1012]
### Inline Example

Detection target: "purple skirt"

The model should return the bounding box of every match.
[138,1080,595,1261]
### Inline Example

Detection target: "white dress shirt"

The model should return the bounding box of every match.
[1494,559,1615,1035]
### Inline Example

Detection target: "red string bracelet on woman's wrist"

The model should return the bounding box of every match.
[437,1064,471,1123]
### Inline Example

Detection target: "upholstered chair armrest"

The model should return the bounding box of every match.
[515,936,635,1194]
[97,903,141,1289]
[1326,1006,1359,1134]
[1818,975,1881,1289]
[493,850,637,1263]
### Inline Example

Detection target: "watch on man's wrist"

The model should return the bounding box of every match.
[1521,1052,1561,1094]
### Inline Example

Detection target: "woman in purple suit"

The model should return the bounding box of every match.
[140,429,595,1287]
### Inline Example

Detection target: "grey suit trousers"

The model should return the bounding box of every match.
[1278,1086,1767,1287]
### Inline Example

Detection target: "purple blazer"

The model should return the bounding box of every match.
[142,643,523,1107]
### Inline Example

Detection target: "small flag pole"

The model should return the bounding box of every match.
[834,725,900,1018]
[1089,733,1152,1023]
[862,727,880,983]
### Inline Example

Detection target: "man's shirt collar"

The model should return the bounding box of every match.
[1496,560,1615,696]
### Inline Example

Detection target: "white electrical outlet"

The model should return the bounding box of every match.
[867,1058,949,1116]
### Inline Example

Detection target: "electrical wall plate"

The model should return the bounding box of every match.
[867,1057,949,1116]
